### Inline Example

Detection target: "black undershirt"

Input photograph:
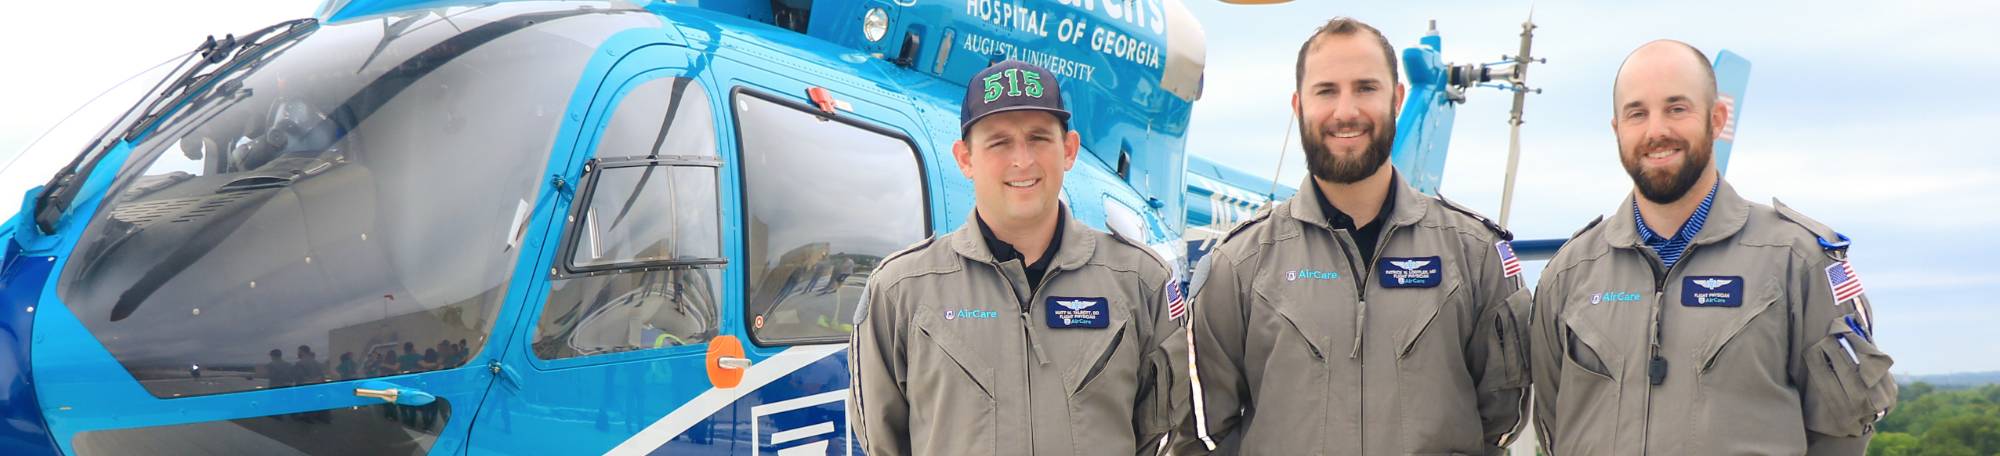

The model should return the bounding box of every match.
[977,210,1065,292]
[1314,181,1396,266]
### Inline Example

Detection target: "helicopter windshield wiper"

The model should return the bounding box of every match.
[121,18,319,143]
[31,18,317,235]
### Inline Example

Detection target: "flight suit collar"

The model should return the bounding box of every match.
[1285,170,1428,233]
[977,209,1064,271]
[1601,177,1751,250]
[948,204,1097,272]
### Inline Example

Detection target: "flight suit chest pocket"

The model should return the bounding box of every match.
[1256,287,1331,362]
[912,308,999,400]
[1559,300,1621,381]
[1804,318,1896,437]
[1372,252,1464,360]
[1064,319,1131,394]
[1252,261,1353,360]
[1393,282,1459,360]
[1694,291,1781,375]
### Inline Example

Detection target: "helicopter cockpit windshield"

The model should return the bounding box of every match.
[53,2,661,398]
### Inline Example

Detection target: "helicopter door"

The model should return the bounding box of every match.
[466,47,743,455]
[720,63,934,454]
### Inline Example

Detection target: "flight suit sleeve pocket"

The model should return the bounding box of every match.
[1474,287,1530,391]
[1140,334,1184,436]
[1803,319,1895,437]
[1500,288,1532,388]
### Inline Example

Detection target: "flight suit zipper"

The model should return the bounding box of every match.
[991,260,1037,456]
[1635,244,1702,455]
[992,258,1066,456]
[1331,222,1402,358]
[1329,222,1401,455]
[1636,249,1664,455]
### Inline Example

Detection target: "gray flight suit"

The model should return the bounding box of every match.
[1172,176,1532,455]
[1529,180,1896,455]
[849,208,1182,456]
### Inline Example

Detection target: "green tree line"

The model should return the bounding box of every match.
[1870,382,2000,456]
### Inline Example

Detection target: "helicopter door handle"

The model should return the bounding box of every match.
[355,381,436,406]
[706,336,748,388]
[716,356,752,370]
[355,388,400,402]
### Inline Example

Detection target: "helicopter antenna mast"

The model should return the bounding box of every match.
[1496,11,1542,228]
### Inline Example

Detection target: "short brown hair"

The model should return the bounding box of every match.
[1295,17,1400,89]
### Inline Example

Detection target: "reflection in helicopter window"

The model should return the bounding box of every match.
[72,401,451,455]
[734,92,927,345]
[534,268,723,359]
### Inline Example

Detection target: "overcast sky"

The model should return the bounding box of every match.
[3,0,1997,375]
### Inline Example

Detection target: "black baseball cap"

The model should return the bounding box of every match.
[960,59,1070,132]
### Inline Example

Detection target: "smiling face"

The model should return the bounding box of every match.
[1613,41,1728,204]
[953,110,1080,229]
[1295,32,1405,185]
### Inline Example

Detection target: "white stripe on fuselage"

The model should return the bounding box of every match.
[604,344,848,456]
[752,389,850,456]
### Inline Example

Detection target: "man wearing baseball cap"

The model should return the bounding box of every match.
[849,59,1183,455]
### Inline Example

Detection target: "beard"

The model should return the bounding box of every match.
[1301,108,1397,185]
[1622,122,1714,204]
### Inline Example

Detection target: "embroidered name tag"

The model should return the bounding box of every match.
[1378,256,1443,288]
[1045,296,1109,329]
[1682,276,1744,307]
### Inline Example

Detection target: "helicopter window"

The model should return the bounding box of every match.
[569,163,723,268]
[53,4,663,398]
[535,163,726,360]
[532,77,725,360]
[568,77,721,268]
[733,91,928,346]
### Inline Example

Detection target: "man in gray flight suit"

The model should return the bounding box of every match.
[1171,17,1531,455]
[848,60,1182,456]
[1528,40,1896,455]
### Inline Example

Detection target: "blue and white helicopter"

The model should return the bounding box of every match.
[0,0,1198,454]
[0,0,1751,454]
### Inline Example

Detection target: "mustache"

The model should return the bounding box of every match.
[1644,136,1691,152]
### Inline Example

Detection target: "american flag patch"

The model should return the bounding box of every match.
[1496,241,1523,278]
[1826,260,1865,304]
[1166,281,1187,323]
